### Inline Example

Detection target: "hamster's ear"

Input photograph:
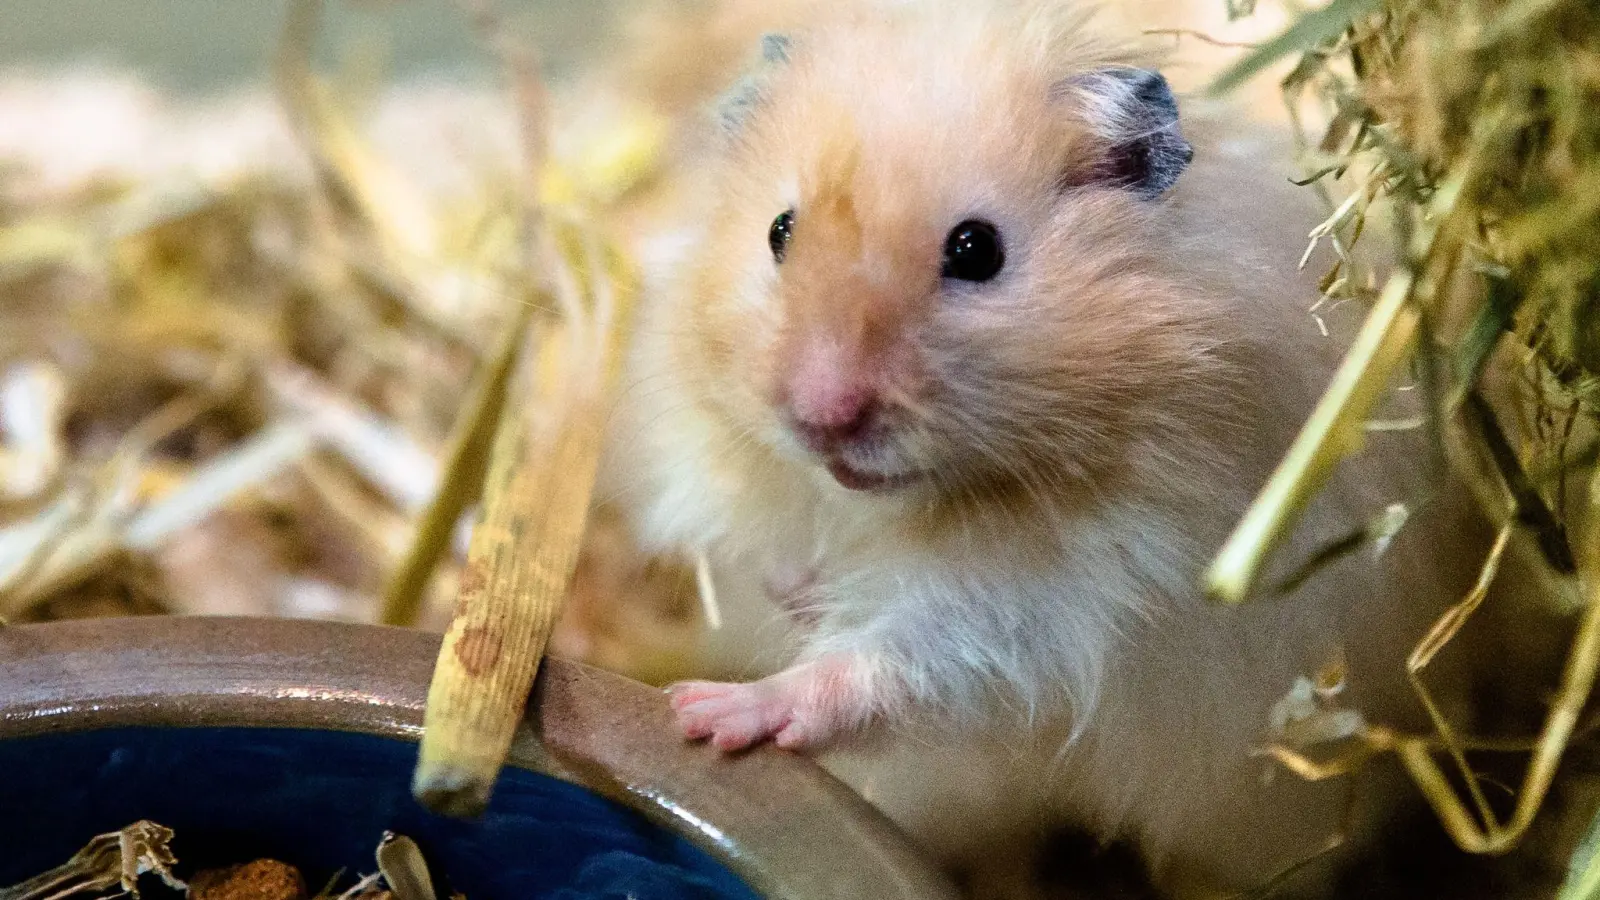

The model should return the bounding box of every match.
[1058,67,1193,199]
[716,33,795,134]
[760,33,793,64]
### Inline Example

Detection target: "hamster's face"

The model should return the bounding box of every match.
[679,13,1204,498]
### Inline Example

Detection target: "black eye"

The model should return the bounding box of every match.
[769,209,795,263]
[942,220,1004,282]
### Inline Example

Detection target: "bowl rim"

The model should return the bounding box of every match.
[0,616,959,900]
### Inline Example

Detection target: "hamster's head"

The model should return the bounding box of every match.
[677,5,1224,501]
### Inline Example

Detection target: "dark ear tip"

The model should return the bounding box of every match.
[1099,67,1176,104]
[716,33,796,135]
[1111,67,1180,122]
[760,33,793,64]
[1133,69,1174,94]
[1064,66,1192,199]
[1121,67,1171,94]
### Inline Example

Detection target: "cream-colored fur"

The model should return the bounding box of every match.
[596,1,1522,895]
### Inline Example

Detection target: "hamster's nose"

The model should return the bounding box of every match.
[786,387,879,454]
[780,338,885,453]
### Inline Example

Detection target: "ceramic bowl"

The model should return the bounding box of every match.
[0,617,958,900]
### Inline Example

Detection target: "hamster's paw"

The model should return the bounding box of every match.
[667,679,796,752]
[667,655,876,752]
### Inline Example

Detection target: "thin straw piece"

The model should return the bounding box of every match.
[1206,269,1420,603]
[377,302,534,627]
[1207,171,1465,604]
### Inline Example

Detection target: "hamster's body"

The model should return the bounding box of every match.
[597,1,1511,895]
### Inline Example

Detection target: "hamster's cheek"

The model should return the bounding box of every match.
[705,318,792,446]
[726,255,782,320]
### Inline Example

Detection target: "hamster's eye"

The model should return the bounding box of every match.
[942,220,1004,282]
[769,209,795,263]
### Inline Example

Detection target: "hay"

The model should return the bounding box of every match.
[0,821,183,900]
[0,1,697,678]
[1206,0,1600,863]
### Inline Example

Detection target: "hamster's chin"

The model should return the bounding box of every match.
[822,457,925,494]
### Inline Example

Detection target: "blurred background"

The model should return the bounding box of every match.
[0,0,715,668]
[0,1,614,90]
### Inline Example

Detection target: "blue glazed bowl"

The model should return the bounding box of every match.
[0,727,757,900]
[0,618,958,900]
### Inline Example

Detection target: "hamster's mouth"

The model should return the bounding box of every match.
[824,458,924,493]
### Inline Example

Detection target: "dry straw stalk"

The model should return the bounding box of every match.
[413,231,634,816]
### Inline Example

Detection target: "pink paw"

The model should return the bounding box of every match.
[666,680,797,751]
[667,660,865,753]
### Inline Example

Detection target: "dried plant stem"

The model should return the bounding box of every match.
[1211,0,1600,865]
[1264,516,1598,854]
[278,0,439,267]
[1269,523,1599,855]
[1258,740,1387,781]
[0,821,182,900]
[412,244,632,816]
[1207,171,1465,604]
[455,0,549,191]
[1143,27,1263,49]
[1404,522,1516,833]
[264,361,441,514]
[373,0,560,629]
[1206,269,1420,603]
[411,323,600,814]
[378,302,534,627]
[1397,571,1600,853]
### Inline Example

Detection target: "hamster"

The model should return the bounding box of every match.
[597,0,1525,895]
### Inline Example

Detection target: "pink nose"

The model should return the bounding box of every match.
[790,394,877,453]
[782,338,884,453]
[784,374,879,453]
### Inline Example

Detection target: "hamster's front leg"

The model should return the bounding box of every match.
[667,652,893,751]
[764,563,821,627]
